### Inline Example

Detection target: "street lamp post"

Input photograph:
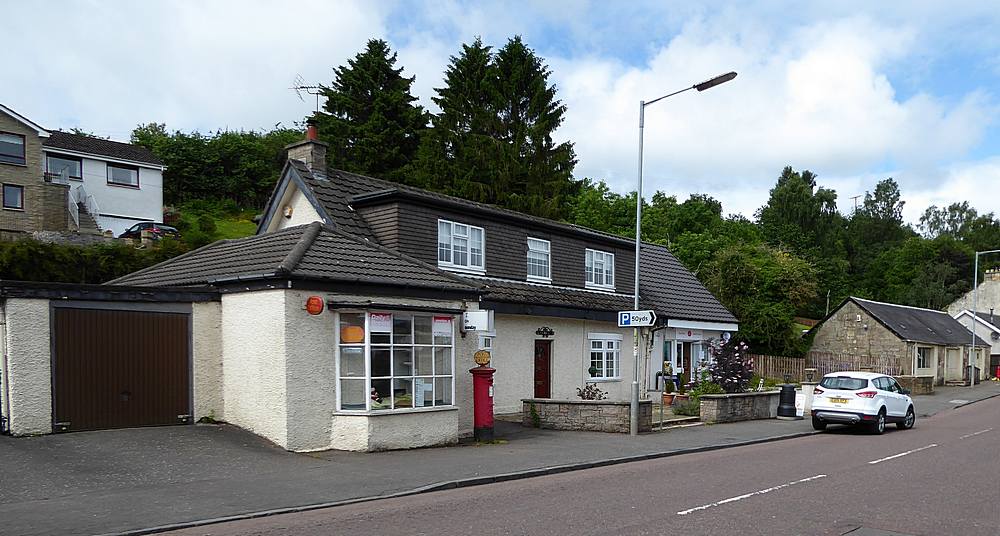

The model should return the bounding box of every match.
[969,249,1000,388]
[630,71,737,436]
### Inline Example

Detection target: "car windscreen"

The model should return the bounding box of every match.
[819,376,869,390]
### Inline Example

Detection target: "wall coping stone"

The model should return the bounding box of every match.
[700,390,780,399]
[521,398,651,406]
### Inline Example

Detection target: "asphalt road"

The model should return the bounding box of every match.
[165,397,1000,536]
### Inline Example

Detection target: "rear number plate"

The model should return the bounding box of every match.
[830,397,849,404]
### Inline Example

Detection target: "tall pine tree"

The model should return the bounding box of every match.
[316,39,429,183]
[415,36,577,219]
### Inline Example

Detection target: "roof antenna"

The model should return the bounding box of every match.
[290,74,323,113]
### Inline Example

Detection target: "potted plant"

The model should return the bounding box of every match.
[662,376,675,405]
[673,372,690,404]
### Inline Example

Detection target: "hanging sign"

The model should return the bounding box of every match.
[462,310,490,332]
[433,316,453,337]
[370,312,392,332]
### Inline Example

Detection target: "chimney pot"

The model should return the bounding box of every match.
[306,118,319,141]
[285,119,329,179]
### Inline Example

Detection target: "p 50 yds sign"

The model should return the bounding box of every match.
[618,310,656,327]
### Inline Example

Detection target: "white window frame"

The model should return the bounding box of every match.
[438,219,485,273]
[585,248,615,290]
[916,346,933,370]
[588,332,622,381]
[335,311,456,413]
[526,237,551,283]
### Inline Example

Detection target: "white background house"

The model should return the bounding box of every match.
[42,131,165,236]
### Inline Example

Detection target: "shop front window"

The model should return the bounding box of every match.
[337,311,454,411]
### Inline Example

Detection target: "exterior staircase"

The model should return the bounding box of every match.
[77,203,102,235]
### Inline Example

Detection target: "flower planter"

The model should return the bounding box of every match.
[661,393,676,405]
[671,394,690,406]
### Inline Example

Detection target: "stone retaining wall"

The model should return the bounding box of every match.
[699,391,780,423]
[522,398,652,433]
[895,375,934,395]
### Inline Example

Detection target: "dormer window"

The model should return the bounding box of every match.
[585,249,614,290]
[526,237,551,283]
[438,219,484,272]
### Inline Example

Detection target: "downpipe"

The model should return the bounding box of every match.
[0,299,9,435]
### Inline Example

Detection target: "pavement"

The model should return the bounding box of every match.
[2,382,998,536]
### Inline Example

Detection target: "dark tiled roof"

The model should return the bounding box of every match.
[109,222,480,293]
[43,131,163,166]
[852,297,990,346]
[475,276,633,312]
[288,161,378,240]
[293,165,630,245]
[639,243,738,324]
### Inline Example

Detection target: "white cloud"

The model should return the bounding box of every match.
[3,1,999,226]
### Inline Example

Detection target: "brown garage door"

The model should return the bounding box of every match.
[52,307,191,431]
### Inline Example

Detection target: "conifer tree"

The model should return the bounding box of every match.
[316,39,429,183]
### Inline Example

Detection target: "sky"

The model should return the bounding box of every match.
[5,0,1000,224]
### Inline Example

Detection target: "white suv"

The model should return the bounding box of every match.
[810,372,915,434]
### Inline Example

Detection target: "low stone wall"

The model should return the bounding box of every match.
[522,398,652,433]
[895,375,935,395]
[699,391,780,423]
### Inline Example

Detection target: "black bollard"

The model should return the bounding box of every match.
[776,384,800,420]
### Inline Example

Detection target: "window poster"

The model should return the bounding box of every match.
[370,312,392,332]
[432,316,452,336]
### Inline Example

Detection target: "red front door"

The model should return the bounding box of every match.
[534,340,552,398]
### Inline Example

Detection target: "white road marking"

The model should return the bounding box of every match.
[948,399,970,404]
[959,428,993,440]
[867,444,938,465]
[676,474,827,516]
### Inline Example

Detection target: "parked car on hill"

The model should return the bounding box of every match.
[811,371,915,434]
[119,222,181,240]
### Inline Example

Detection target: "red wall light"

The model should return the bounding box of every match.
[305,296,324,315]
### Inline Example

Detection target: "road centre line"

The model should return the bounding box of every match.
[868,444,937,465]
[959,428,993,440]
[676,474,827,516]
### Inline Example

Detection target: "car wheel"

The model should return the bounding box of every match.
[897,406,915,430]
[869,409,886,435]
[811,416,827,431]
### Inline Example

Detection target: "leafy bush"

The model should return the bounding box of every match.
[707,339,755,393]
[749,374,781,391]
[576,384,608,400]
[690,381,724,400]
[196,214,218,235]
[0,238,190,284]
[677,373,687,394]
[673,399,700,416]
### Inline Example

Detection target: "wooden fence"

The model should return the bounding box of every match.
[749,354,806,381]
[805,351,904,378]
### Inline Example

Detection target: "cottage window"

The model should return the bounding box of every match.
[438,219,484,272]
[46,154,82,179]
[916,347,932,369]
[0,132,25,165]
[337,311,455,412]
[588,333,622,380]
[585,249,614,289]
[526,237,551,282]
[107,164,139,187]
[2,184,23,210]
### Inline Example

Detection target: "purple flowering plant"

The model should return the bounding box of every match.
[706,339,755,394]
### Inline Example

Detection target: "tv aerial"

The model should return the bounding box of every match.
[291,74,323,112]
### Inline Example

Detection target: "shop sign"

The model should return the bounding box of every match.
[370,312,392,332]
[675,328,703,341]
[433,316,453,336]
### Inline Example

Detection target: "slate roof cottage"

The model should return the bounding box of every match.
[810,297,990,385]
[6,124,736,452]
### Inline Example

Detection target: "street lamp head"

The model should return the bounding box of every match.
[694,71,737,92]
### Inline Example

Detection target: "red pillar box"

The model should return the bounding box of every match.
[470,350,496,442]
